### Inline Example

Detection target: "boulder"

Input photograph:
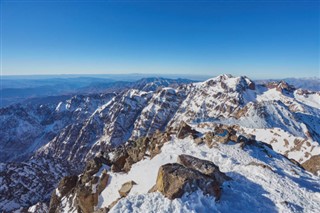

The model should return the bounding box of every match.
[302,155,320,176]
[177,154,231,184]
[118,181,137,197]
[154,163,223,200]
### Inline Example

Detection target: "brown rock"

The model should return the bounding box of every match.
[177,121,200,139]
[302,155,320,176]
[148,132,171,158]
[155,163,222,200]
[111,148,129,172]
[177,154,231,184]
[118,181,137,197]
[204,132,214,148]
[97,171,110,194]
[76,185,98,213]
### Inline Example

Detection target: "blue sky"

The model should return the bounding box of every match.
[1,0,319,78]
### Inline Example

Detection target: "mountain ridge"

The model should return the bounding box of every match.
[0,74,319,212]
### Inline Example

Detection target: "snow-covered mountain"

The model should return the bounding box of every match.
[0,74,319,212]
[48,124,320,213]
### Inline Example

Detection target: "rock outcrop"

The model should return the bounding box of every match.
[48,156,109,213]
[111,131,172,173]
[152,155,230,200]
[176,121,201,139]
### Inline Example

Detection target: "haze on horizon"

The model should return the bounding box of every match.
[1,0,319,79]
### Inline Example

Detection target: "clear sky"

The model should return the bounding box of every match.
[1,0,319,79]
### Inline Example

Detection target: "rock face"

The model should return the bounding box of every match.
[48,156,110,213]
[49,176,78,212]
[302,155,320,176]
[153,155,230,200]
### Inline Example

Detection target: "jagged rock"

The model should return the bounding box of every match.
[177,154,231,184]
[49,175,78,213]
[48,158,109,213]
[266,81,295,93]
[148,132,171,158]
[118,181,137,197]
[98,171,110,194]
[302,155,320,176]
[177,121,200,139]
[154,163,222,200]
[204,132,215,148]
[82,157,104,183]
[110,132,172,173]
[111,147,129,172]
[76,185,98,213]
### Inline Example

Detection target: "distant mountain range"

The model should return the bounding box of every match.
[256,77,320,91]
[0,74,319,212]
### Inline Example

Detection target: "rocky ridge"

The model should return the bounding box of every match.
[48,121,320,212]
[1,75,320,211]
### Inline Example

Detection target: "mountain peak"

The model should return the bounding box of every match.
[203,74,255,91]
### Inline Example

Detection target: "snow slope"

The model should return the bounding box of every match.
[97,134,320,213]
